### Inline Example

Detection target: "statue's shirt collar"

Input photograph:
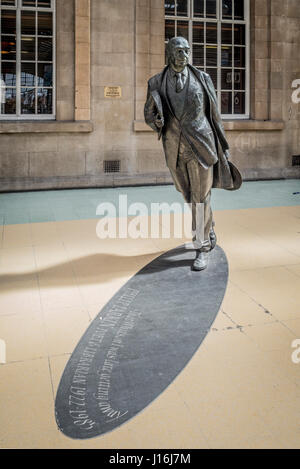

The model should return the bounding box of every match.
[168,66,189,79]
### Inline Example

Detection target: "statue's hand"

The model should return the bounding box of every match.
[155,114,164,129]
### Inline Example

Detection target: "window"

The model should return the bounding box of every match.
[165,0,249,118]
[0,0,55,119]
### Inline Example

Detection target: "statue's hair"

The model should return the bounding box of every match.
[166,37,190,64]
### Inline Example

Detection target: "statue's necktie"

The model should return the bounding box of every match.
[175,73,184,93]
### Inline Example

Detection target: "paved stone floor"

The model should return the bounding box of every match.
[0,180,300,448]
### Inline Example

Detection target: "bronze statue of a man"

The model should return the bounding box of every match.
[144,37,241,271]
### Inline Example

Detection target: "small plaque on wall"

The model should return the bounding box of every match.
[104,86,122,98]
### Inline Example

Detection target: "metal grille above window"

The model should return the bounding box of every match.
[104,160,121,173]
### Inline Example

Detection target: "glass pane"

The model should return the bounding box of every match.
[1,10,16,35]
[21,11,36,35]
[221,69,233,90]
[38,62,52,86]
[206,68,217,88]
[221,91,232,114]
[177,20,188,40]
[221,45,232,66]
[1,62,16,85]
[234,0,244,20]
[1,35,16,60]
[1,88,16,114]
[193,22,204,43]
[165,1,175,15]
[21,87,35,114]
[192,44,204,66]
[234,92,245,113]
[38,0,51,7]
[21,37,35,60]
[234,46,245,67]
[206,0,216,18]
[38,37,52,60]
[206,23,217,43]
[234,24,245,45]
[21,63,35,86]
[1,1,16,5]
[38,12,52,36]
[233,69,245,90]
[22,1,36,6]
[194,0,204,17]
[222,0,233,19]
[165,20,175,41]
[177,0,187,16]
[206,45,217,66]
[221,23,232,44]
[37,88,52,114]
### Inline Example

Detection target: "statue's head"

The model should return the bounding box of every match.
[166,37,190,72]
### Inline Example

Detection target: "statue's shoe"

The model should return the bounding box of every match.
[210,230,217,250]
[193,251,208,271]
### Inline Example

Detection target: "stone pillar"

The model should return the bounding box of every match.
[56,0,75,120]
[135,0,164,122]
[250,0,270,120]
[75,0,91,121]
[269,0,285,121]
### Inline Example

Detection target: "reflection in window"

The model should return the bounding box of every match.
[221,23,232,44]
[165,0,248,117]
[37,88,52,114]
[1,36,16,60]
[206,24,217,43]
[193,45,204,67]
[194,0,204,17]
[22,1,36,6]
[23,0,51,7]
[165,20,175,41]
[38,63,52,86]
[38,12,52,35]
[165,1,175,16]
[234,91,245,113]
[0,0,55,118]
[38,37,52,61]
[21,11,36,35]
[21,37,36,61]
[234,0,244,19]
[221,46,232,67]
[206,0,216,18]
[0,88,16,114]
[206,45,217,66]
[177,21,189,40]
[222,0,233,19]
[21,63,35,86]
[1,9,16,34]
[2,62,16,86]
[221,91,232,114]
[21,87,35,114]
[192,22,204,43]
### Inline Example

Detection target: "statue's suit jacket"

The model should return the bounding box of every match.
[144,64,242,190]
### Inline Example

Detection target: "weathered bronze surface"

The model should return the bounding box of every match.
[144,37,242,270]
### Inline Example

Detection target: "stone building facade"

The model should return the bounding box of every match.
[0,0,299,192]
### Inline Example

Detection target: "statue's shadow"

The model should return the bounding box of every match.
[0,248,200,291]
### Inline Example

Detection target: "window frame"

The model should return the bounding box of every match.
[0,0,56,120]
[165,0,250,119]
